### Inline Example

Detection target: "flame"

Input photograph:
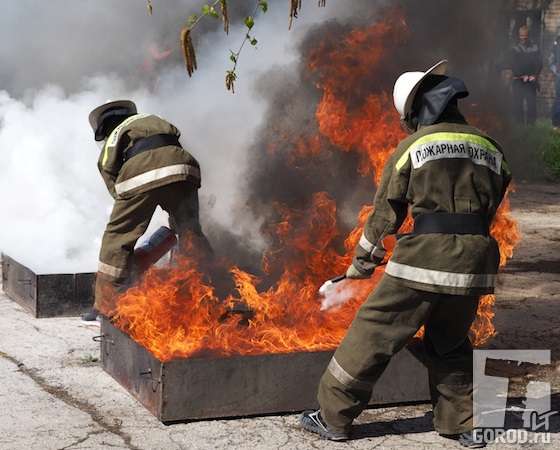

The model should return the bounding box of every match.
[115,194,378,361]
[141,43,172,71]
[467,184,520,346]
[309,9,408,183]
[113,7,520,361]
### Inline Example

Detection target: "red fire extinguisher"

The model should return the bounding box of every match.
[133,226,178,273]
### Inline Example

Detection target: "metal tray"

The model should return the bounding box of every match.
[1,253,95,318]
[100,317,430,423]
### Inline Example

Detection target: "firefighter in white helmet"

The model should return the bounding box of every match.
[82,100,213,322]
[301,61,511,448]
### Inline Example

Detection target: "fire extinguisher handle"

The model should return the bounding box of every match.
[331,274,347,283]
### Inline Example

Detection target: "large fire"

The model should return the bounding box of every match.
[113,8,520,361]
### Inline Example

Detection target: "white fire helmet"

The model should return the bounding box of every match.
[88,99,137,136]
[393,60,448,119]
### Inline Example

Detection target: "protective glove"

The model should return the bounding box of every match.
[345,264,371,280]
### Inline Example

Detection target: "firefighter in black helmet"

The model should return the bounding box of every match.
[300,61,511,448]
[82,100,213,322]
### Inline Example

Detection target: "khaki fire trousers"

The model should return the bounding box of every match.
[318,275,479,436]
[94,181,213,315]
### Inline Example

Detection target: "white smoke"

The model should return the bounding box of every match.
[0,0,360,273]
[319,278,361,312]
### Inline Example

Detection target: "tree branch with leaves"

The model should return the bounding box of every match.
[146,0,327,92]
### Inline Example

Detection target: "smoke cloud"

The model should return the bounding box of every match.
[0,0,512,275]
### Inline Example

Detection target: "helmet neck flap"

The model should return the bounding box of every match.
[94,107,134,141]
[402,75,469,133]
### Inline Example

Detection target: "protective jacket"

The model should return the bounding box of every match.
[98,113,201,199]
[510,39,542,78]
[352,113,512,296]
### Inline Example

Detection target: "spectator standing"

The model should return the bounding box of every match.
[509,25,542,125]
[549,33,560,130]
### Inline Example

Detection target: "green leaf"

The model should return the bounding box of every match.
[259,1,268,13]
[201,4,212,15]
[230,54,237,63]
[244,16,254,29]
[250,38,258,46]
[188,14,198,24]
[210,7,219,19]
[84,354,100,363]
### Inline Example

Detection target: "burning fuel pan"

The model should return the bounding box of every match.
[100,317,430,423]
[1,253,95,318]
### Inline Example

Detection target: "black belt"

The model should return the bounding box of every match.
[413,212,489,236]
[124,134,181,161]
